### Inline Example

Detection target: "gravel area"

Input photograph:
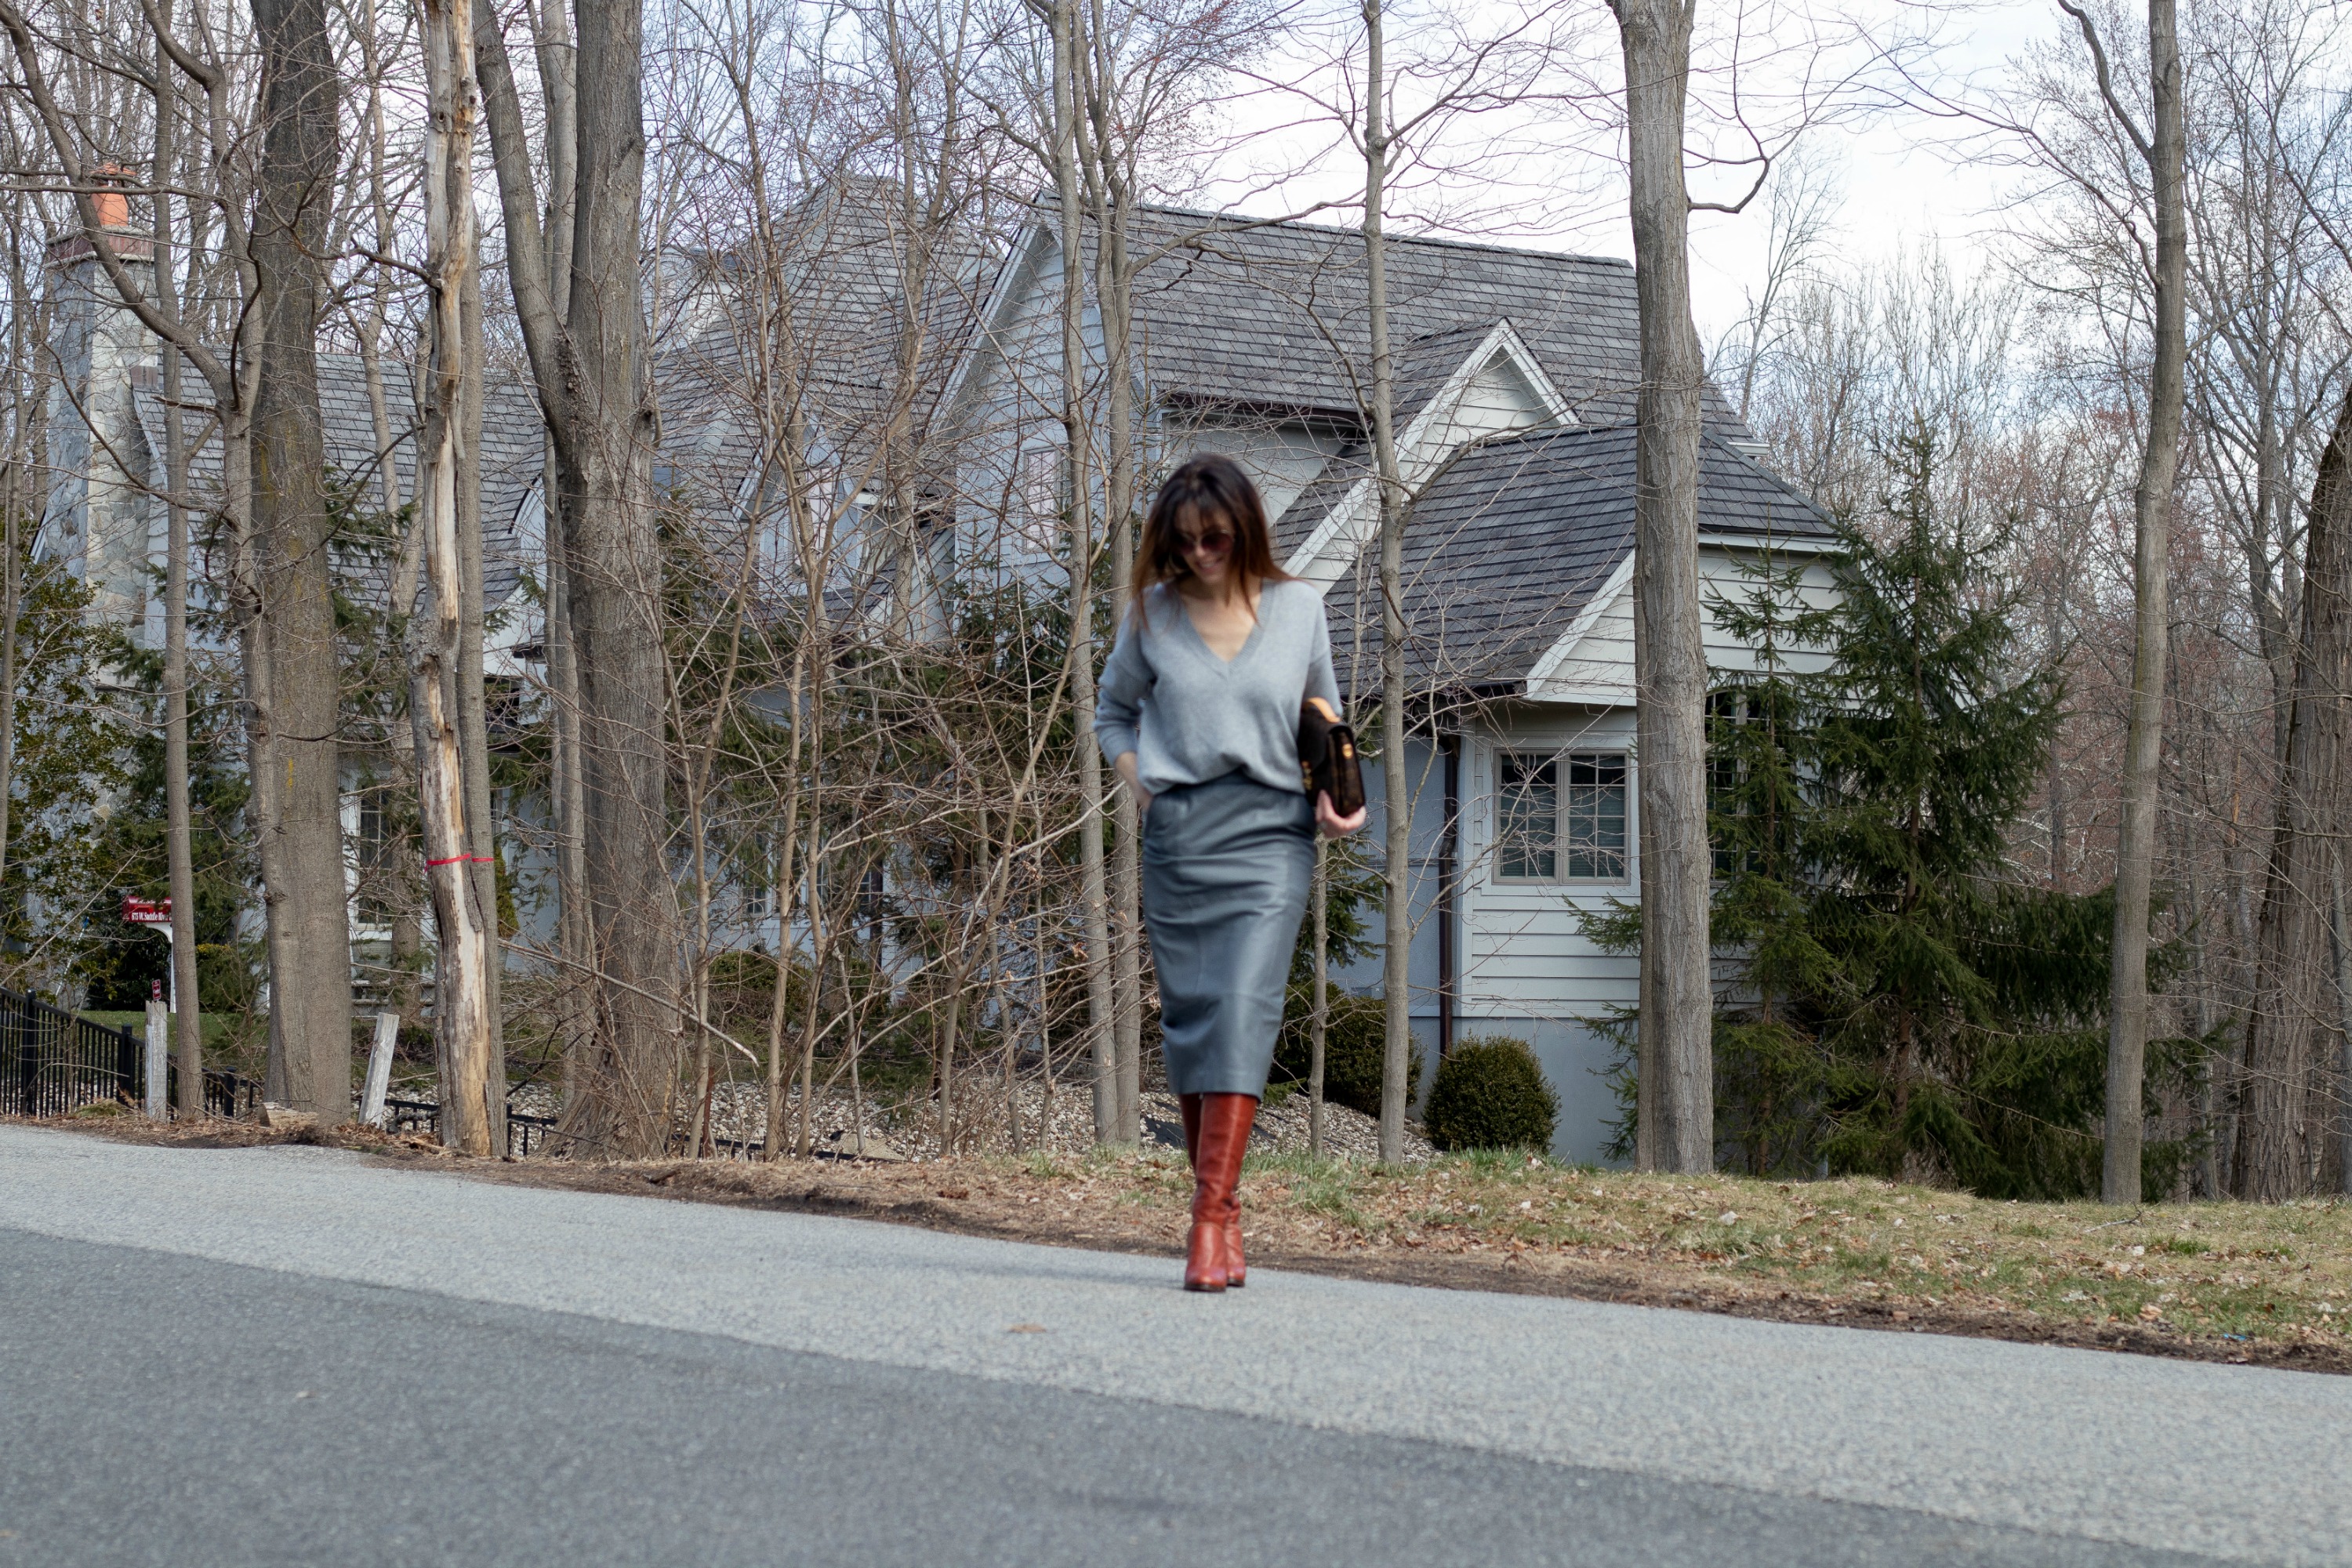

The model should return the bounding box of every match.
[430,1078,1433,1163]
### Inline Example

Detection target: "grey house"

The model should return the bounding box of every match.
[946,205,1834,1160]
[38,220,547,971]
[44,198,1838,1160]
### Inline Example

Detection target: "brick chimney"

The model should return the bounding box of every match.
[45,165,159,636]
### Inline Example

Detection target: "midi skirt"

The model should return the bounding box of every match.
[1142,771,1316,1098]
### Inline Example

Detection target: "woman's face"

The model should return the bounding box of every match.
[1176,517,1237,590]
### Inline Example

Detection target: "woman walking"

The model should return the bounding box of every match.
[1096,454,1367,1292]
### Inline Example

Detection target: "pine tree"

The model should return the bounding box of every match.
[1791,423,2091,1191]
[1597,422,2194,1196]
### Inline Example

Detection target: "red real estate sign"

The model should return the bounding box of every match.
[122,896,172,926]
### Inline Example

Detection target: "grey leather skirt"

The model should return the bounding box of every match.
[1142,771,1316,1098]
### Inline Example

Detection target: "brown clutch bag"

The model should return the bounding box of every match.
[1298,696,1366,818]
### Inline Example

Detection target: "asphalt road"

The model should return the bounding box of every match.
[2,1125,2345,1566]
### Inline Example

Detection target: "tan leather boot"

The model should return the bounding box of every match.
[1185,1093,1255,1292]
[1209,1094,1258,1287]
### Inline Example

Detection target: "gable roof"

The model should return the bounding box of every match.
[1276,318,1572,584]
[1116,207,1645,423]
[952,205,1665,438]
[1319,423,1835,694]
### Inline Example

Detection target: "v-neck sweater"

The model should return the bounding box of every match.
[1094,578,1341,797]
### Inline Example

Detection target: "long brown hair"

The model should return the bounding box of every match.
[1130,453,1289,625]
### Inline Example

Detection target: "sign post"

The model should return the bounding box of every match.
[143,985,168,1121]
[122,897,175,1014]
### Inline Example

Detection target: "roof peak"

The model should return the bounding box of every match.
[1038,199,1633,272]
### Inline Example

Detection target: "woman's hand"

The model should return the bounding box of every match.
[1115,751,1152,815]
[1316,791,1367,838]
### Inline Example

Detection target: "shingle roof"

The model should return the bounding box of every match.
[1319,423,1835,691]
[655,179,994,499]
[133,353,546,612]
[1116,208,1646,424]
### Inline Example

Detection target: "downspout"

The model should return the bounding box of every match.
[1438,730,1458,1060]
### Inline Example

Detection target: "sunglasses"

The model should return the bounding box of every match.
[1178,531,1235,557]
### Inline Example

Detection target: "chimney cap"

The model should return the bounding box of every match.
[47,165,150,266]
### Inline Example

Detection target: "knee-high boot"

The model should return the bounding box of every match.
[1185,1093,1255,1292]
[1210,1094,1256,1286]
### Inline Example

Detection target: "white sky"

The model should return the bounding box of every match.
[1191,0,2076,348]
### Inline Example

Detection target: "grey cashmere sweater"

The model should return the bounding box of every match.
[1094,579,1341,797]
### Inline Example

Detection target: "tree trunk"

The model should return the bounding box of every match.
[477,0,676,1155]
[1077,33,1142,1145]
[528,0,586,1113]
[457,256,504,1152]
[1100,231,1142,1149]
[2237,386,2352,1200]
[2103,0,2187,1206]
[1310,837,1328,1157]
[152,26,203,1110]
[1613,0,1712,1173]
[414,0,496,1155]
[251,0,350,1120]
[1049,0,1117,1145]
[544,435,590,1096]
[0,339,19,971]
[1363,0,1414,1166]
[564,0,676,1156]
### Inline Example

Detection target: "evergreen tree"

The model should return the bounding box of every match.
[0,550,140,1001]
[1788,423,2094,1192]
[1595,423,2193,1196]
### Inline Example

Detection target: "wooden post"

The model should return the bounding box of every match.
[143,998,167,1120]
[361,1011,399,1127]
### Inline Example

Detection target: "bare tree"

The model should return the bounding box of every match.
[147,0,201,1111]
[478,0,679,1155]
[1610,0,1711,1173]
[1044,0,1120,1145]
[412,0,496,1152]
[0,0,364,1111]
[1353,0,1414,1163]
[2049,0,2187,1207]
[242,0,355,1117]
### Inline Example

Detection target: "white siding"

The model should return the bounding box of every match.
[1528,545,1838,704]
[1449,708,1639,1163]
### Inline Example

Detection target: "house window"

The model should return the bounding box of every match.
[1018,447,1062,524]
[1708,689,1751,878]
[1497,752,1628,882]
[354,789,400,925]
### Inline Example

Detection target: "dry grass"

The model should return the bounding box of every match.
[1194,1151,2352,1349]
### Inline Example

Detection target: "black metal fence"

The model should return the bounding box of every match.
[0,985,254,1120]
[383,1097,560,1155]
[0,988,137,1116]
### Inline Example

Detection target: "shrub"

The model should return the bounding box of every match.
[1424,1036,1558,1153]
[1272,985,1422,1120]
